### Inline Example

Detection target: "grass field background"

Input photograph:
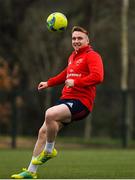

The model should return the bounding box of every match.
[1,148,135,179]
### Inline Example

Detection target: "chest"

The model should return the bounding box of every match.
[67,54,89,73]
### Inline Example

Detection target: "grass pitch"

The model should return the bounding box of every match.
[1,149,135,179]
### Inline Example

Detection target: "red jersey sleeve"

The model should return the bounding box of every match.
[74,52,104,87]
[47,68,67,87]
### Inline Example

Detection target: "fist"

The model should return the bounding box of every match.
[38,81,48,90]
[65,79,74,87]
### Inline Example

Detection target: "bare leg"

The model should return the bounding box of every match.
[45,104,71,143]
[28,104,71,173]
[46,118,60,142]
[33,104,71,156]
[33,124,47,157]
[31,104,71,157]
[32,121,63,157]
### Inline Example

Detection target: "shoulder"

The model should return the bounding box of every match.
[67,52,74,65]
[68,51,75,60]
[86,50,101,58]
[68,51,75,58]
[86,50,102,62]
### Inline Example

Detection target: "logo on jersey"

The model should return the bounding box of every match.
[69,69,74,73]
[66,102,73,108]
[76,58,83,66]
[66,73,81,78]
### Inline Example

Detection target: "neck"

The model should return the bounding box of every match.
[75,45,90,52]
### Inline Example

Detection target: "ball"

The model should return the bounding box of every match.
[46,12,68,32]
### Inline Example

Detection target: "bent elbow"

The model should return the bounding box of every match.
[99,75,104,83]
[97,74,104,84]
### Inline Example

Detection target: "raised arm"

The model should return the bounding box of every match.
[38,68,67,90]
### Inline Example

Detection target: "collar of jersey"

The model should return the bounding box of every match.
[74,45,92,54]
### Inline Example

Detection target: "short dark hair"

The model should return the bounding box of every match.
[72,26,89,35]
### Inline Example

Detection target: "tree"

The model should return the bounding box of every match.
[121,0,133,147]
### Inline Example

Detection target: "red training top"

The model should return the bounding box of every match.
[47,45,104,112]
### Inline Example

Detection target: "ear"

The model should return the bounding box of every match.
[87,36,89,44]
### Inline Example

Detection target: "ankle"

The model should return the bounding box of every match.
[44,141,55,153]
[28,156,38,173]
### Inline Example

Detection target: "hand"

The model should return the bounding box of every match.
[65,79,74,87]
[38,81,48,91]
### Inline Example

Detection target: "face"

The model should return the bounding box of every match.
[72,31,89,51]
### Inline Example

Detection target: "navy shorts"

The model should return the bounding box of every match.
[56,99,90,121]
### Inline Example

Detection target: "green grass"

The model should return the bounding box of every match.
[1,149,135,179]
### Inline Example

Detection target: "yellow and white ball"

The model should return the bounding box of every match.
[47,12,68,32]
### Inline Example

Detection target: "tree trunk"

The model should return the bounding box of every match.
[84,114,92,140]
[83,0,93,140]
[121,0,132,147]
[121,0,129,90]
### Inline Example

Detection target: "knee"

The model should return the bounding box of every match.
[45,108,58,125]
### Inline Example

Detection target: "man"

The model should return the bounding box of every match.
[11,26,104,179]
